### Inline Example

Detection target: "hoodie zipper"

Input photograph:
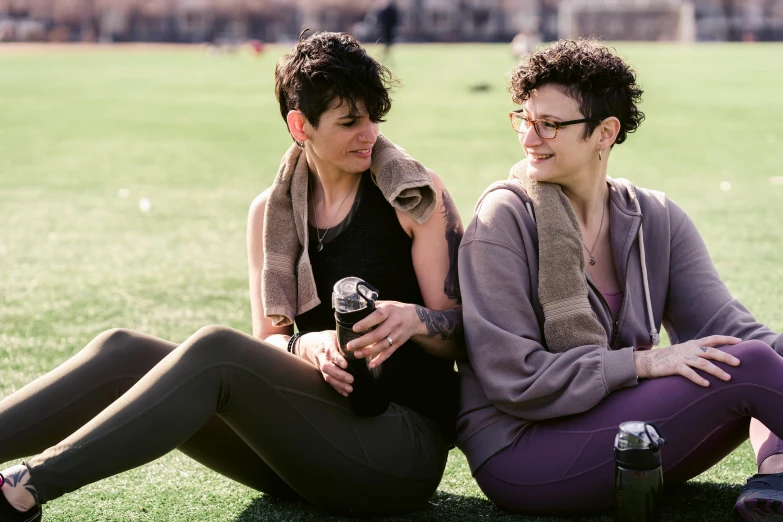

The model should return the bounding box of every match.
[608,216,643,350]
[587,213,642,350]
[587,278,619,347]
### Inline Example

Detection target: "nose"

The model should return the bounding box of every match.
[359,120,378,145]
[520,125,542,150]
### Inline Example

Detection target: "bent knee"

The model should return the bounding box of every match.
[180,325,258,361]
[82,328,171,369]
[726,340,777,365]
[189,325,246,347]
[87,328,144,357]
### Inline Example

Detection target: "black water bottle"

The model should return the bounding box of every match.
[332,277,390,416]
[614,421,665,522]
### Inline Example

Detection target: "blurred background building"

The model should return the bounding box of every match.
[0,0,781,43]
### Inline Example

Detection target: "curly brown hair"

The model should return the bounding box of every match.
[274,30,400,131]
[509,39,645,145]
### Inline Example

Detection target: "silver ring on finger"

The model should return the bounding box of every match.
[385,336,393,347]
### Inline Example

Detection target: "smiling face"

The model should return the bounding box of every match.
[519,84,601,186]
[302,99,379,176]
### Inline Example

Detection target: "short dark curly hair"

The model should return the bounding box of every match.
[274,30,399,132]
[509,39,645,145]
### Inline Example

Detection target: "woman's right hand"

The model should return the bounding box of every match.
[633,335,742,387]
[297,331,354,397]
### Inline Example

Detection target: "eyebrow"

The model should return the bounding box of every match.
[521,111,566,121]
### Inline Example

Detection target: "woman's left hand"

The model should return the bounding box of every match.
[344,301,420,368]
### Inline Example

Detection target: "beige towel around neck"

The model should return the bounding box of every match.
[509,160,609,352]
[262,135,437,327]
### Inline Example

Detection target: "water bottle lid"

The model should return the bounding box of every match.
[615,421,664,450]
[614,421,665,470]
[332,277,378,313]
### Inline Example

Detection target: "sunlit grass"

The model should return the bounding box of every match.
[1,42,782,520]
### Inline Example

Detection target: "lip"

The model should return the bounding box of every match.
[527,152,554,163]
[351,148,372,159]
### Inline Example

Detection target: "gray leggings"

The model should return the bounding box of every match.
[0,327,448,515]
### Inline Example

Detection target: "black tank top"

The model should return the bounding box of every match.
[296,171,458,442]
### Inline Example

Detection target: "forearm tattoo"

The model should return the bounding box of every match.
[5,466,39,505]
[415,305,463,341]
[635,352,653,378]
[441,190,464,303]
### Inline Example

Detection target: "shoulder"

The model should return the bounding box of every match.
[397,168,452,233]
[473,181,533,231]
[611,178,691,239]
[611,178,686,224]
[464,181,535,255]
[248,187,272,223]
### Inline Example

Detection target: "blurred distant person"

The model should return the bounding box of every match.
[377,0,400,61]
[510,30,540,59]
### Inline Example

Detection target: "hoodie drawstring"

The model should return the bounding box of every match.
[630,192,661,347]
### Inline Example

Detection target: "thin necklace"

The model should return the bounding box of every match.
[308,174,361,252]
[583,189,608,266]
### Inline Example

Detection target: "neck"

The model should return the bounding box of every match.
[305,147,363,205]
[560,160,609,226]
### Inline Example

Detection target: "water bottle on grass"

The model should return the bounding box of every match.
[614,421,665,522]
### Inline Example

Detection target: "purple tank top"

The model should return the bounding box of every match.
[601,291,623,319]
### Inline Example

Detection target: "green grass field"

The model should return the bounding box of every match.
[1,42,783,521]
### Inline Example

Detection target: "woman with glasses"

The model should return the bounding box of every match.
[457,39,783,520]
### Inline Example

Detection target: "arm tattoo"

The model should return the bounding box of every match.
[5,466,39,505]
[5,467,27,487]
[415,305,463,341]
[635,352,652,378]
[440,190,464,303]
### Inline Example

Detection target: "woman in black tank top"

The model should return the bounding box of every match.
[0,31,464,520]
[244,32,466,514]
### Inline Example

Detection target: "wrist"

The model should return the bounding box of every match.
[287,332,309,360]
[633,350,653,379]
[410,304,427,337]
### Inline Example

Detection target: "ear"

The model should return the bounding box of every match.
[286,110,308,144]
[597,116,621,151]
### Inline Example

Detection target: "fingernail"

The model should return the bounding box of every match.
[354,351,363,358]
[346,342,354,351]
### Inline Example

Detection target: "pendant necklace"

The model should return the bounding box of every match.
[309,174,360,252]
[583,189,608,266]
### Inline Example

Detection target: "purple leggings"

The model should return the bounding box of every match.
[475,341,783,514]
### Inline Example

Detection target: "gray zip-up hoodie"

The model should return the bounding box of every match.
[457,177,783,473]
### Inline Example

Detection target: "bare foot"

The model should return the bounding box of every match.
[0,464,38,512]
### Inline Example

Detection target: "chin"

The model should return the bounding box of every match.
[354,159,372,172]
[525,165,551,183]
